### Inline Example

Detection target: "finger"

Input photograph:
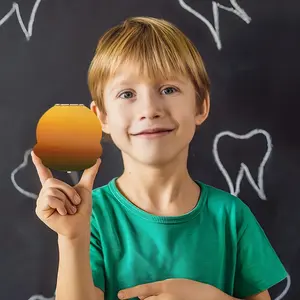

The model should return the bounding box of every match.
[77,158,101,192]
[155,293,175,300]
[43,178,81,206]
[118,281,162,299]
[44,188,78,215]
[145,293,175,300]
[42,195,67,216]
[31,150,53,186]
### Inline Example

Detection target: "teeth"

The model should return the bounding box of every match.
[213,129,272,200]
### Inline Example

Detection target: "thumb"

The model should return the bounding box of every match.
[77,158,101,192]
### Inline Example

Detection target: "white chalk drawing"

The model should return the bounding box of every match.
[274,274,291,300]
[11,148,79,197]
[11,147,79,300]
[213,130,291,297]
[178,0,251,50]
[0,0,43,40]
[67,170,79,184]
[28,295,54,300]
[213,129,272,200]
[12,146,291,299]
[11,148,38,199]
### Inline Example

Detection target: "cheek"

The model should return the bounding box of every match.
[174,110,197,139]
[107,106,131,135]
[173,105,196,127]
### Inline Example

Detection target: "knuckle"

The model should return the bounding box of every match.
[44,177,55,186]
[45,188,65,201]
[45,187,55,196]
[72,190,79,200]
[38,187,46,198]
[49,188,61,198]
[47,195,57,206]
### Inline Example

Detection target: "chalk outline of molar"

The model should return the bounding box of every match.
[28,295,55,300]
[11,148,79,200]
[11,148,79,300]
[274,273,291,300]
[213,129,292,298]
[0,0,42,41]
[11,148,38,199]
[11,144,291,299]
[213,129,272,200]
[178,0,251,50]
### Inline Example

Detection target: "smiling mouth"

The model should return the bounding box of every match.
[132,129,174,138]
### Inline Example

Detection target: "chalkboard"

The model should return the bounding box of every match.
[1,0,299,299]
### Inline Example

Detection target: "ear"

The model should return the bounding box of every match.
[90,101,110,134]
[195,93,210,126]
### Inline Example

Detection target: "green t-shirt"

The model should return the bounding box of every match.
[90,178,287,300]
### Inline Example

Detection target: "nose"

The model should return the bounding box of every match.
[137,89,164,120]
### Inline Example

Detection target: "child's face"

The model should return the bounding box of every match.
[91,62,209,166]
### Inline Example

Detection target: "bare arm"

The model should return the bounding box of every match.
[55,234,104,300]
[245,290,271,300]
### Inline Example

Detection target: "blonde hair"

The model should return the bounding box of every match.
[87,16,210,115]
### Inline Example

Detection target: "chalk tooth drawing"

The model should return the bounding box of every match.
[11,143,290,300]
[68,171,79,184]
[28,295,54,300]
[0,0,43,41]
[11,147,77,300]
[213,129,272,200]
[178,0,251,50]
[11,148,80,199]
[274,274,291,300]
[11,148,38,199]
[213,130,292,298]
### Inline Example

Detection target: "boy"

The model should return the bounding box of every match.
[32,16,287,300]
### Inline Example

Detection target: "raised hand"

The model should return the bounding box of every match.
[32,150,101,240]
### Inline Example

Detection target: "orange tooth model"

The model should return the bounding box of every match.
[33,104,102,172]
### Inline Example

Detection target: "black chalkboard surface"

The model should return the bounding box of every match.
[1,0,299,299]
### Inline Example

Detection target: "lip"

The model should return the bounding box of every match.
[131,128,175,139]
[132,128,175,135]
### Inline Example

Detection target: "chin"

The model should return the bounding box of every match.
[133,150,183,167]
[120,140,190,167]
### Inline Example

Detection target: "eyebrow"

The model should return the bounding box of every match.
[108,79,132,93]
[108,77,187,93]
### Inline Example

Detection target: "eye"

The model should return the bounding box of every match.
[161,87,178,95]
[119,91,134,99]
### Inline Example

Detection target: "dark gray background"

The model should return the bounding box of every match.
[0,0,298,299]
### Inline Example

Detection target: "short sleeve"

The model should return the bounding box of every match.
[233,200,288,299]
[90,209,105,292]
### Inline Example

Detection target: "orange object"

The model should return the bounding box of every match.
[33,104,102,171]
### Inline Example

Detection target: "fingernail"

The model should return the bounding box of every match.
[74,194,81,204]
[71,206,77,213]
[118,292,124,299]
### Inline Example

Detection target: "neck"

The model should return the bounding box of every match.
[116,149,200,215]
